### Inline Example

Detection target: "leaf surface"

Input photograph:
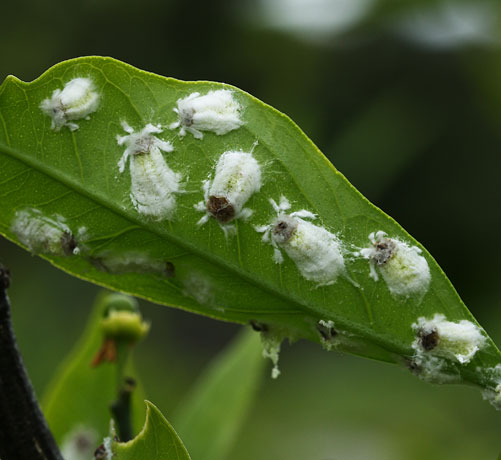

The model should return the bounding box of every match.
[114,401,191,460]
[0,57,500,395]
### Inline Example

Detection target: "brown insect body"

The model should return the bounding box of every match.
[207,195,236,224]
[419,329,440,351]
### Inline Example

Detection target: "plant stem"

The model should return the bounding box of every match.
[110,376,136,442]
[0,265,63,460]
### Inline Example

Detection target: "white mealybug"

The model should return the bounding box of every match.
[359,231,431,297]
[11,208,82,256]
[182,272,216,308]
[481,365,501,410]
[412,313,486,364]
[255,196,345,286]
[117,122,182,220]
[169,89,243,139]
[39,77,99,131]
[60,425,98,460]
[194,146,261,235]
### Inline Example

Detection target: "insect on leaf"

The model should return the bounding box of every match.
[1,57,500,405]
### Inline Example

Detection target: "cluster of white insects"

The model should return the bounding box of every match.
[35,76,434,294]
[32,76,496,386]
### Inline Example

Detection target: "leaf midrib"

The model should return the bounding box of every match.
[0,139,418,358]
[0,140,316,309]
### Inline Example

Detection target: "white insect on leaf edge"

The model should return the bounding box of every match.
[39,77,99,131]
[359,231,431,298]
[169,89,243,139]
[412,313,486,364]
[11,208,84,257]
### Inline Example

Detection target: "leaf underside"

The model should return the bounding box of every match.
[0,57,500,392]
[114,401,191,460]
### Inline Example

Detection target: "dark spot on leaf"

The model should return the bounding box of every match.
[61,231,78,256]
[164,261,175,277]
[317,321,337,341]
[419,329,440,351]
[250,320,268,332]
[89,256,110,273]
[207,195,235,223]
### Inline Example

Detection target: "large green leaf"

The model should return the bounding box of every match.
[42,291,146,446]
[0,57,500,397]
[173,328,265,460]
[114,401,191,460]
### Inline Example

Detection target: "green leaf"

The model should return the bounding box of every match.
[173,328,265,460]
[1,57,500,399]
[114,401,191,460]
[42,291,146,445]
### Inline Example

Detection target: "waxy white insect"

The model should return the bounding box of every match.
[256,196,345,286]
[195,147,262,235]
[11,208,82,256]
[481,365,501,410]
[40,77,99,131]
[169,89,243,139]
[61,425,98,460]
[117,122,182,220]
[359,231,430,297]
[182,272,216,307]
[412,313,486,364]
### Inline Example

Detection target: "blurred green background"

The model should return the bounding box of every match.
[2,0,501,458]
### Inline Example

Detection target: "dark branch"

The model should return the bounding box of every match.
[0,265,63,460]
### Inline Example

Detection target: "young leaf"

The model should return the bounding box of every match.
[42,291,146,445]
[173,328,265,460]
[113,401,191,460]
[0,57,500,401]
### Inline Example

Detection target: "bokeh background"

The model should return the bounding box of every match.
[2,0,501,458]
